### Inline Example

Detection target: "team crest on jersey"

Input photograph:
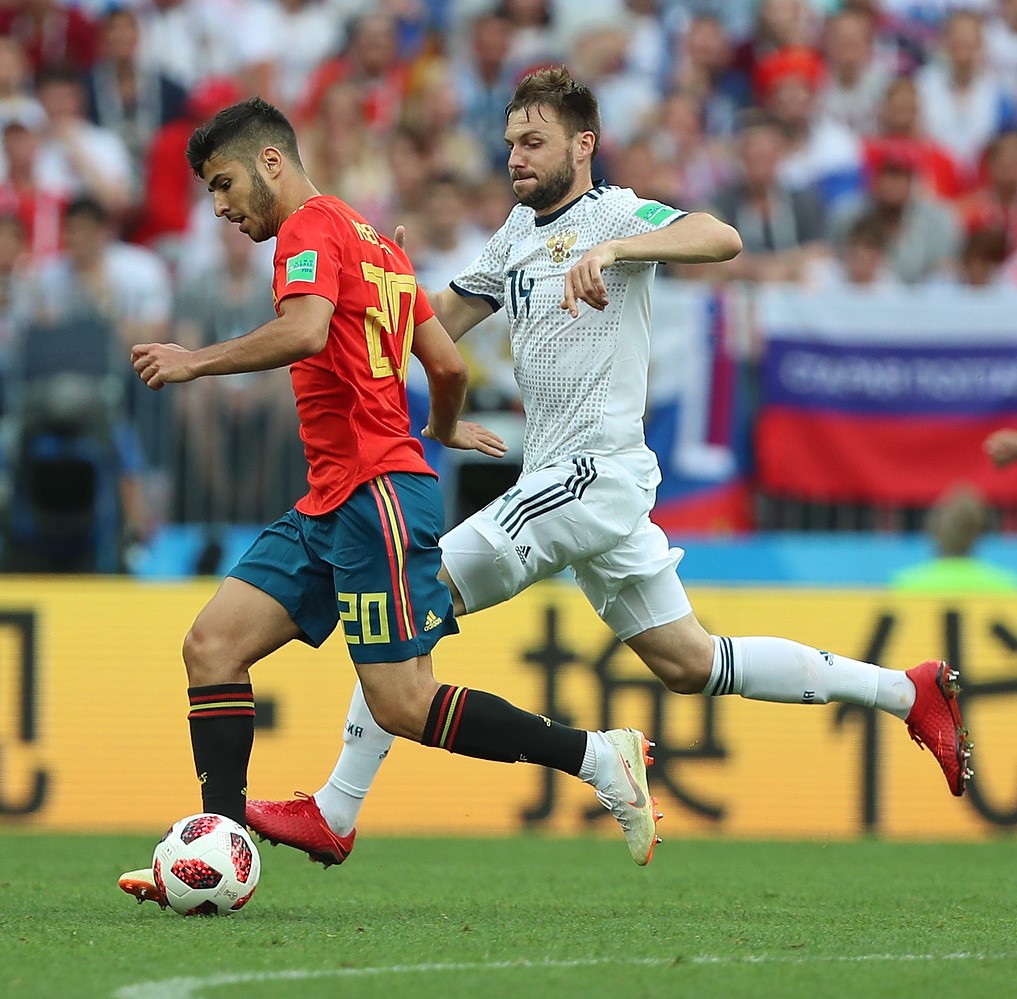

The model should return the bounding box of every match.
[545,229,578,263]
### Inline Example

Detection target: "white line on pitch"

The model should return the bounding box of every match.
[112,952,1006,999]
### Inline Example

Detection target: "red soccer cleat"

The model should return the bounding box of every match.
[118,868,168,908]
[905,660,973,797]
[246,792,356,868]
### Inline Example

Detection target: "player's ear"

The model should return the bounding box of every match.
[260,145,284,177]
[576,130,596,163]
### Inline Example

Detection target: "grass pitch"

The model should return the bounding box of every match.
[0,833,1013,999]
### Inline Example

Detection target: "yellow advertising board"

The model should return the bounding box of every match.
[0,578,1013,839]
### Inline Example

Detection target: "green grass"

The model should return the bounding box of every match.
[1,834,1014,999]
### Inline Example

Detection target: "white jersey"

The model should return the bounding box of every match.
[451,183,687,484]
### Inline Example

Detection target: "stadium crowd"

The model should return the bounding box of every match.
[2,0,1017,571]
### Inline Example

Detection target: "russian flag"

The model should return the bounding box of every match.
[756,286,1017,505]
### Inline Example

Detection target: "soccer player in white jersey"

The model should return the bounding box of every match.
[130,68,970,892]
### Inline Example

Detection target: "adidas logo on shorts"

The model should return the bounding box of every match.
[515,545,531,564]
[424,610,443,631]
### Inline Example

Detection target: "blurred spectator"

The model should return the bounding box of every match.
[299,12,413,135]
[30,196,170,350]
[260,0,345,114]
[954,225,1009,287]
[467,169,514,236]
[567,24,660,153]
[0,117,64,262]
[0,0,99,74]
[409,172,490,288]
[137,0,276,93]
[85,8,188,180]
[987,0,1017,96]
[830,148,961,284]
[861,75,964,201]
[806,212,900,290]
[733,0,819,82]
[449,11,516,171]
[609,131,682,207]
[708,110,828,282]
[957,130,1017,253]
[915,10,1017,182]
[756,46,865,208]
[385,123,435,225]
[130,76,245,259]
[669,13,750,137]
[407,171,516,412]
[649,89,736,206]
[298,80,393,230]
[0,36,44,132]
[496,0,566,73]
[171,221,304,524]
[399,59,488,183]
[819,7,894,135]
[0,212,32,400]
[892,484,1017,592]
[34,64,134,217]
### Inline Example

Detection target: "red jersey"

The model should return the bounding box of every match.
[272,195,435,516]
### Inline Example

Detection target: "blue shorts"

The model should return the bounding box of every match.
[228,472,458,663]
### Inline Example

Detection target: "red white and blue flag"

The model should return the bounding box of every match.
[756,287,1017,505]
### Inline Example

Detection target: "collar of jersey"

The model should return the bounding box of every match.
[533,180,608,227]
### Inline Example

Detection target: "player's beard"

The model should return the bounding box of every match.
[244,167,278,242]
[514,151,576,213]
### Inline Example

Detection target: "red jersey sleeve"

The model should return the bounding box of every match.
[273,203,341,308]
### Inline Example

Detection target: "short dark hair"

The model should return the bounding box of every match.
[507,66,601,155]
[185,96,302,178]
[65,195,108,226]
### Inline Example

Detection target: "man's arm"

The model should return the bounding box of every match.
[426,287,495,343]
[412,313,506,456]
[132,294,333,389]
[562,212,742,316]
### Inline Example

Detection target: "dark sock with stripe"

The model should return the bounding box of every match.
[422,684,585,775]
[187,683,255,825]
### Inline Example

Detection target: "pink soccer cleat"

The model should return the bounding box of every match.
[905,660,973,797]
[246,792,356,868]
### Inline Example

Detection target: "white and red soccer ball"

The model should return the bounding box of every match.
[153,813,261,916]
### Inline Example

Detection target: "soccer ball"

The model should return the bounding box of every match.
[153,813,261,916]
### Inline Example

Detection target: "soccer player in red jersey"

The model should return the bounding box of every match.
[119,98,660,906]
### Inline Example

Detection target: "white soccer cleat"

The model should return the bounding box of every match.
[595,728,662,866]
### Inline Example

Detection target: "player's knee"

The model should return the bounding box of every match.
[358,683,430,741]
[658,659,710,695]
[181,623,248,686]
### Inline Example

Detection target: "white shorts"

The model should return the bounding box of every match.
[440,453,692,641]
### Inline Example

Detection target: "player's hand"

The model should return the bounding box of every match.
[131,342,195,390]
[561,241,618,317]
[984,428,1017,467]
[423,420,508,457]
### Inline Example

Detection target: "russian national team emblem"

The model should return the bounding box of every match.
[546,230,577,263]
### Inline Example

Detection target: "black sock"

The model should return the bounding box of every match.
[421,684,585,775]
[187,683,255,825]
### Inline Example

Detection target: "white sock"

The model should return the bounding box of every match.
[578,730,612,786]
[704,635,915,717]
[313,681,394,835]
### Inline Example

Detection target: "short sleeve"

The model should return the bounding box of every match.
[413,284,435,325]
[273,204,341,307]
[605,188,688,239]
[450,218,511,312]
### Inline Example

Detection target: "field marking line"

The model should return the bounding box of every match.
[113,951,1004,999]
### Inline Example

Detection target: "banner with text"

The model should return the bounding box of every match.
[756,286,1017,505]
[0,578,1014,839]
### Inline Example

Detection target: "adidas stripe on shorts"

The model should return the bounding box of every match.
[440,453,692,641]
